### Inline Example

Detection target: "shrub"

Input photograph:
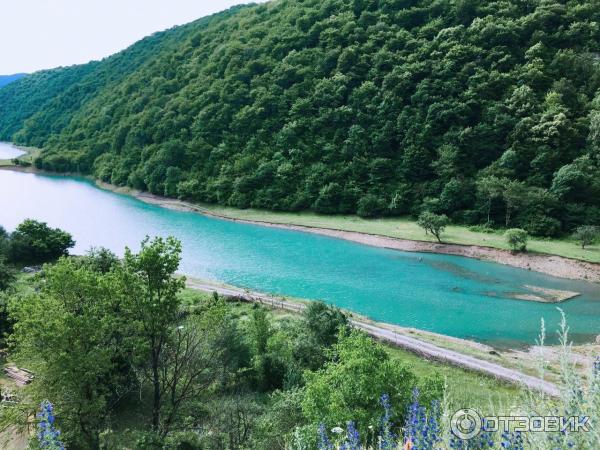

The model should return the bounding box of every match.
[467,224,496,234]
[0,258,16,291]
[504,228,528,252]
[417,212,450,243]
[522,215,561,237]
[356,194,386,218]
[572,225,599,249]
[302,330,443,438]
[8,219,75,264]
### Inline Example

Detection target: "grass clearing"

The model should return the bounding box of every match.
[385,346,523,413]
[198,205,600,263]
[0,146,40,168]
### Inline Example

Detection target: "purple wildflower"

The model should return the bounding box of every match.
[37,401,65,450]
[500,430,524,450]
[380,393,396,449]
[340,421,361,450]
[318,423,334,450]
[404,388,442,449]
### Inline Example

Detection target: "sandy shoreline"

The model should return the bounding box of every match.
[132,190,600,284]
[3,164,600,283]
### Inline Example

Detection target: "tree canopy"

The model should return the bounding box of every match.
[1,0,600,235]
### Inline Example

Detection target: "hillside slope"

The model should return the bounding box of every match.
[1,0,600,235]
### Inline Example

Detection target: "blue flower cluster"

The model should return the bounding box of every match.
[449,418,496,449]
[317,391,443,450]
[500,430,523,450]
[380,394,396,449]
[340,421,361,450]
[37,400,65,450]
[318,423,334,450]
[404,388,442,450]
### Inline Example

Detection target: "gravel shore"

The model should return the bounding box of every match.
[134,190,600,283]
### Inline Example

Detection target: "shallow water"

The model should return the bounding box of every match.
[1,166,599,346]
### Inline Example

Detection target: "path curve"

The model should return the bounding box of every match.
[186,280,561,397]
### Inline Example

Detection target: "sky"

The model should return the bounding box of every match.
[0,0,267,74]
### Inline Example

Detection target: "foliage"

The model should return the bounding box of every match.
[3,238,538,449]
[81,246,120,273]
[9,258,130,448]
[7,219,74,264]
[298,301,349,369]
[504,228,528,252]
[0,225,9,256]
[520,315,600,450]
[1,0,600,233]
[316,390,443,450]
[312,316,600,450]
[417,212,449,243]
[120,236,186,434]
[302,330,443,438]
[0,257,16,291]
[572,225,599,249]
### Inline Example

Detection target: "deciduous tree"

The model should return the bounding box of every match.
[417,212,449,243]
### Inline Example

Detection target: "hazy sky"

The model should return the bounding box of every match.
[0,0,267,74]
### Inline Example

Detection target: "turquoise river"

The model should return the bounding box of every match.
[1,167,599,347]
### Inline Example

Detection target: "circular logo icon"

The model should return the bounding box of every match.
[451,409,482,440]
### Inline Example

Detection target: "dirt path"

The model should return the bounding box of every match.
[186,280,561,397]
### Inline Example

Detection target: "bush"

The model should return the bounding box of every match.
[467,224,496,234]
[572,225,599,249]
[0,258,15,291]
[417,212,450,243]
[522,215,561,237]
[356,194,386,218]
[0,225,8,257]
[7,219,75,264]
[82,247,120,273]
[505,228,528,252]
[302,330,443,438]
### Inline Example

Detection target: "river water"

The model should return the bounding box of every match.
[1,153,599,346]
[0,142,25,159]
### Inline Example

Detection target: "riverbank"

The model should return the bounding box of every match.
[0,144,39,167]
[127,187,600,283]
[3,163,600,282]
[185,277,598,393]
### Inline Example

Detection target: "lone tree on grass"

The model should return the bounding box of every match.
[505,228,528,252]
[417,212,449,243]
[572,225,599,249]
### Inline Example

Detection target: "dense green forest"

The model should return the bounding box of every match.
[1,0,600,235]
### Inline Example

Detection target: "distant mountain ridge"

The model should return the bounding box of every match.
[0,0,599,235]
[0,73,26,88]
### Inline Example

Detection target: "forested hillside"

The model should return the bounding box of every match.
[1,0,600,235]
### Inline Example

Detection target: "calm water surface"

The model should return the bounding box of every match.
[0,142,25,159]
[1,166,599,346]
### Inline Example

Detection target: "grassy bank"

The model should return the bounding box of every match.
[3,149,598,264]
[0,145,40,168]
[195,205,600,263]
